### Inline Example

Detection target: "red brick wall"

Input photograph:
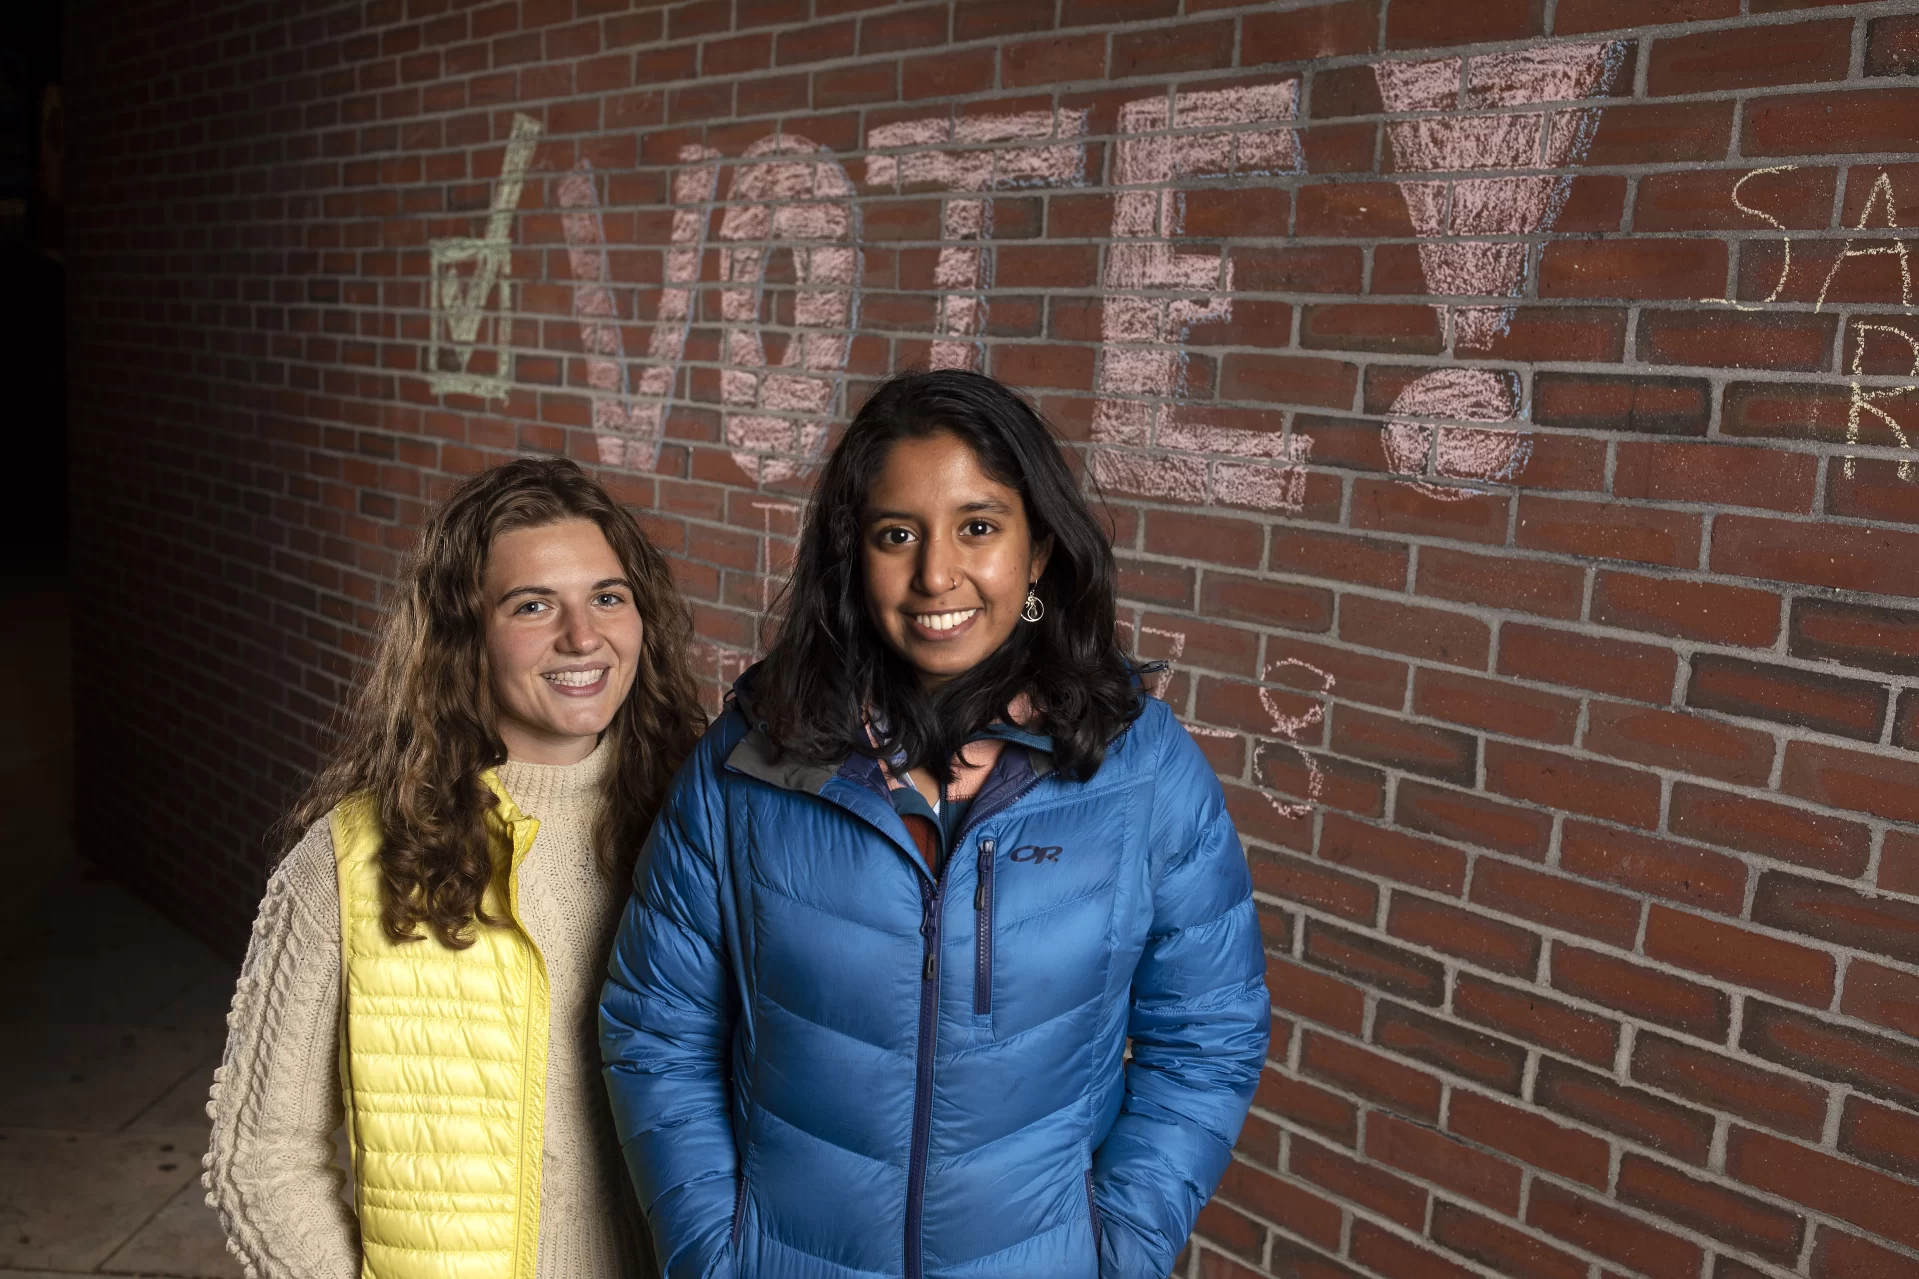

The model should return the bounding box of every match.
[67,1,1919,1276]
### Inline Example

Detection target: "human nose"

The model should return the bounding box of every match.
[913,531,958,598]
[556,603,604,653]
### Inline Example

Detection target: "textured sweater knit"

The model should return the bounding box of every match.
[202,741,654,1279]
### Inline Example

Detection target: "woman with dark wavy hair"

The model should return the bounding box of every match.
[205,457,703,1279]
[601,370,1269,1279]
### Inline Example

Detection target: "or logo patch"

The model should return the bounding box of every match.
[1010,845,1062,864]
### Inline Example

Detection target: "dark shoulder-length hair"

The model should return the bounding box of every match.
[752,369,1140,783]
[282,456,706,948]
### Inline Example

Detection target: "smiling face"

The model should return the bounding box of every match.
[861,430,1050,691]
[481,518,645,764]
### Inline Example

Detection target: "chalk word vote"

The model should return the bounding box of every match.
[448,58,1630,499]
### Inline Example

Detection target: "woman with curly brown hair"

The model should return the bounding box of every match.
[204,457,704,1279]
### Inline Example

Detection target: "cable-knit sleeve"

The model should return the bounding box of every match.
[202,818,360,1279]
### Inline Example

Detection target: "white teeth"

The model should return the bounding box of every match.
[543,669,606,687]
[915,609,979,632]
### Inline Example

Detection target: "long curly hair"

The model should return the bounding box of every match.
[282,457,706,947]
[752,369,1141,784]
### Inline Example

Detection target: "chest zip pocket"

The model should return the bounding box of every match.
[973,837,995,1015]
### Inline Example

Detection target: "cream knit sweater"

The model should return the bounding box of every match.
[202,742,655,1279]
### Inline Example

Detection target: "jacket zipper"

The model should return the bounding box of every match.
[973,838,996,1016]
[905,771,1045,1279]
[905,873,943,1279]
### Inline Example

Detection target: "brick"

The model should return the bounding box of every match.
[1200,572,1334,633]
[1534,373,1710,436]
[1746,88,1919,157]
[1637,309,1837,372]
[1645,904,1837,1007]
[1396,779,1554,860]
[1752,871,1919,966]
[1289,1134,1427,1229]
[1499,622,1679,703]
[1388,893,1539,977]
[1583,700,1776,787]
[1219,352,1359,410]
[1840,959,1919,1040]
[1454,972,1619,1065]
[1868,14,1919,77]
[1536,1057,1717,1164]
[1366,1112,1522,1214]
[1230,245,1366,295]
[1351,480,1511,547]
[1552,943,1732,1039]
[1194,1199,1264,1263]
[1253,746,1388,821]
[1269,953,1367,1036]
[1742,1001,1919,1111]
[1255,1067,1359,1147]
[1592,570,1781,648]
[1251,847,1379,925]
[1789,598,1919,678]
[1560,821,1749,915]
[1631,1031,1830,1141]
[1584,100,1735,165]
[1688,653,1888,742]
[1320,811,1468,896]
[1553,0,1737,35]
[1483,741,1663,830]
[1268,528,1406,590]
[1112,19,1235,76]
[1813,1229,1919,1279]
[1668,781,1871,878]
[1714,516,1919,599]
[1243,1,1376,64]
[1887,688,1918,751]
[1415,547,1584,620]
[1840,1094,1919,1182]
[1304,919,1448,1007]
[1302,303,1444,355]
[1001,33,1105,86]
[1729,1127,1919,1251]
[1387,0,1543,48]
[1414,668,1580,745]
[1215,1159,1343,1251]
[1266,636,1409,710]
[1829,458,1919,529]
[1540,238,1727,301]
[1617,1153,1805,1262]
[1145,510,1265,570]
[1446,1088,1610,1188]
[1348,1221,1477,1279]
[1635,165,1838,232]
[1328,706,1478,788]
[1527,1182,1703,1279]
[1373,1001,1528,1094]
[1781,740,1919,824]
[1615,440,1817,514]
[1431,1200,1587,1279]
[1648,19,1853,95]
[1720,380,1907,448]
[1516,497,1703,570]
[1339,595,1491,669]
[1885,829,1919,896]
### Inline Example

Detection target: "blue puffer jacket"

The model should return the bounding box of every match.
[600,676,1269,1279]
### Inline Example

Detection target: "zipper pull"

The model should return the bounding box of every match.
[974,838,995,910]
[923,949,937,981]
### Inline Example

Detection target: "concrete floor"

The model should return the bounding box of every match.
[0,566,244,1278]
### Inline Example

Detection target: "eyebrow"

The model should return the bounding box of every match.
[865,498,1012,522]
[497,577,632,605]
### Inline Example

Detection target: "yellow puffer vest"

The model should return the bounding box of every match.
[332,775,548,1279]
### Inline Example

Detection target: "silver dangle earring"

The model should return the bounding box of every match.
[1020,587,1044,623]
